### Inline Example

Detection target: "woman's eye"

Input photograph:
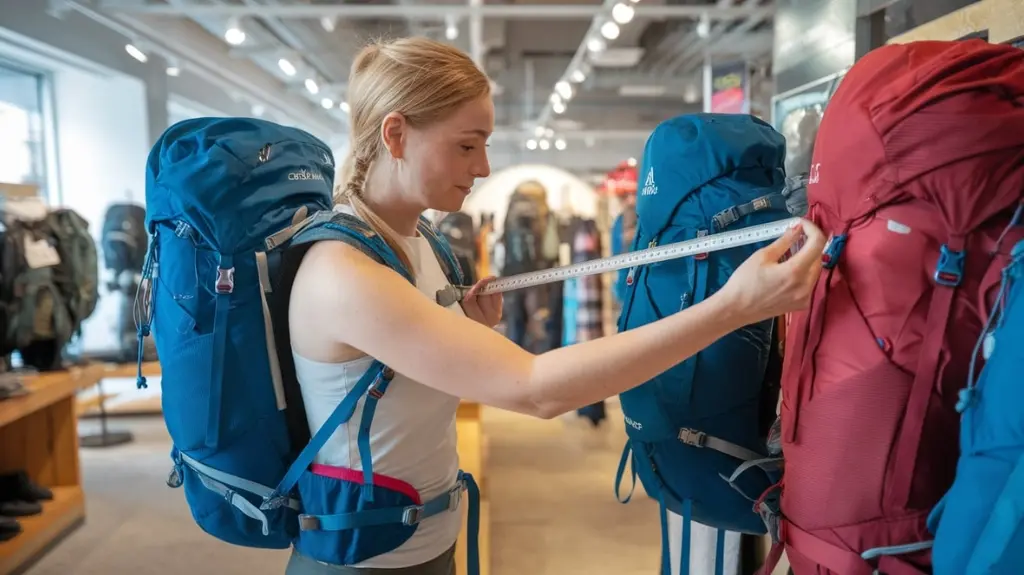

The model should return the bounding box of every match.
[461,145,475,152]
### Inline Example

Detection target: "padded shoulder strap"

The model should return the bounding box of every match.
[292,211,413,282]
[417,215,466,286]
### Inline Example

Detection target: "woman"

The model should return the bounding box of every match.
[287,37,825,574]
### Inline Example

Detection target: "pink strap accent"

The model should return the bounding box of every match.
[311,464,423,505]
[783,521,875,575]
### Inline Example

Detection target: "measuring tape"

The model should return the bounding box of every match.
[436,217,802,306]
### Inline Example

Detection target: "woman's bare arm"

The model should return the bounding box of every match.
[290,222,823,418]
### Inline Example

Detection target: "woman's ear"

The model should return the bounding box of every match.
[380,112,407,160]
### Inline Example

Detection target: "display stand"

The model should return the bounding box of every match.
[455,401,490,575]
[0,364,104,575]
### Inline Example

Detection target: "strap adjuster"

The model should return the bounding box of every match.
[694,230,709,261]
[447,482,464,512]
[934,244,964,287]
[402,505,424,525]
[678,428,707,447]
[299,514,321,531]
[215,267,235,294]
[821,234,847,270]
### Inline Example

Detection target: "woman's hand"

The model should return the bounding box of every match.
[718,219,827,325]
[460,276,503,328]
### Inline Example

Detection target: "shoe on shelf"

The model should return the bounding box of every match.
[0,515,21,542]
[0,499,42,517]
[0,470,53,502]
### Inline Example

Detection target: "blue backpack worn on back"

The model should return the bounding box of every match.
[614,114,791,575]
[928,235,1024,575]
[137,117,480,571]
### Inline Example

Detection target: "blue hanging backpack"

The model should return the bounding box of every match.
[137,117,480,571]
[928,230,1024,575]
[613,113,792,575]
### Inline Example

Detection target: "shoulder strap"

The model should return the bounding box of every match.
[417,215,466,286]
[292,211,413,281]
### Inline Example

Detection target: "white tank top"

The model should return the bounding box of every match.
[292,206,463,568]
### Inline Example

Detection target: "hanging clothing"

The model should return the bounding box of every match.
[573,221,604,343]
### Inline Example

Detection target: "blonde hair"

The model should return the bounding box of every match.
[335,37,491,274]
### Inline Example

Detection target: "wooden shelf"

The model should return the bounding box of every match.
[0,486,85,575]
[0,364,103,575]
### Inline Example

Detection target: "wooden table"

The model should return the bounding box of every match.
[0,364,104,575]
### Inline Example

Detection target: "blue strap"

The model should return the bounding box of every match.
[267,360,386,506]
[206,253,234,448]
[675,234,710,408]
[418,217,466,286]
[614,441,637,504]
[134,230,159,390]
[659,497,671,575]
[714,528,725,575]
[356,369,393,502]
[465,472,481,575]
[680,498,692,575]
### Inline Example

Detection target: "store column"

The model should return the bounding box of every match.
[142,53,169,146]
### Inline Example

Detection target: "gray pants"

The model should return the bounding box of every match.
[285,545,456,575]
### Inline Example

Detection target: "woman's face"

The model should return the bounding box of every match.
[401,95,494,213]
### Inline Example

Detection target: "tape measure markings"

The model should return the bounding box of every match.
[436,217,801,306]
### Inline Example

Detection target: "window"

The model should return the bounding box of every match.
[0,62,48,193]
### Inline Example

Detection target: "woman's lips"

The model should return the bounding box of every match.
[457,186,472,195]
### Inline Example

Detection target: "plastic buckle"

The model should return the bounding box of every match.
[678,428,707,447]
[402,505,424,525]
[215,267,235,294]
[299,515,321,531]
[752,196,770,211]
[694,230,709,261]
[821,234,847,270]
[934,244,964,287]
[447,483,464,512]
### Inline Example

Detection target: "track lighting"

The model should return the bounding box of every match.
[278,58,296,76]
[600,21,620,40]
[612,3,635,24]
[125,43,147,63]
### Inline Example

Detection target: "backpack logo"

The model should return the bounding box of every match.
[624,415,643,431]
[641,167,658,196]
[288,169,324,181]
[809,163,821,185]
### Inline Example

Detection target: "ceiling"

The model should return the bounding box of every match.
[94,0,777,174]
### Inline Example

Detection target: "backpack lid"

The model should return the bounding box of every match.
[145,117,336,253]
[810,40,1024,231]
[635,113,786,235]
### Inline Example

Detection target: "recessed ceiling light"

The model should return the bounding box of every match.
[278,58,296,76]
[125,44,148,63]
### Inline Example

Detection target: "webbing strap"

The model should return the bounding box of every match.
[206,253,233,448]
[712,193,788,232]
[714,528,725,575]
[782,520,875,575]
[255,251,286,410]
[614,441,638,504]
[888,235,963,510]
[268,361,385,505]
[356,370,393,502]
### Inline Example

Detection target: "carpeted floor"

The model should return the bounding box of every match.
[26,403,663,575]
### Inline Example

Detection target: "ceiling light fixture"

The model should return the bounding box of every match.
[534,126,546,138]
[321,98,334,109]
[225,26,246,46]
[555,80,573,101]
[587,37,606,53]
[526,139,538,150]
[696,13,711,38]
[251,104,265,117]
[445,15,459,40]
[125,43,148,63]
[570,69,586,83]
[320,16,336,32]
[552,101,566,114]
[612,3,635,25]
[600,21,620,40]
[278,58,296,76]
[305,78,319,94]
[339,101,351,113]
[549,93,562,105]
[166,66,180,77]
[539,139,551,151]
[555,138,567,151]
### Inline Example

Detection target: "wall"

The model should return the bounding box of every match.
[887,0,1024,44]
[460,164,600,233]
[52,66,150,354]
[773,0,857,95]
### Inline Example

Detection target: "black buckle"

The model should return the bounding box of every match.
[678,428,707,447]
[402,506,424,525]
[299,515,321,531]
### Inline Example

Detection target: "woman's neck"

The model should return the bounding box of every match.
[363,164,423,237]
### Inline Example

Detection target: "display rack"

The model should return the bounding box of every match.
[0,364,104,575]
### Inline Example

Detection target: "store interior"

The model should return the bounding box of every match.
[2,1,1024,574]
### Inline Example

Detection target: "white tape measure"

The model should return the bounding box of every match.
[436,217,802,306]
